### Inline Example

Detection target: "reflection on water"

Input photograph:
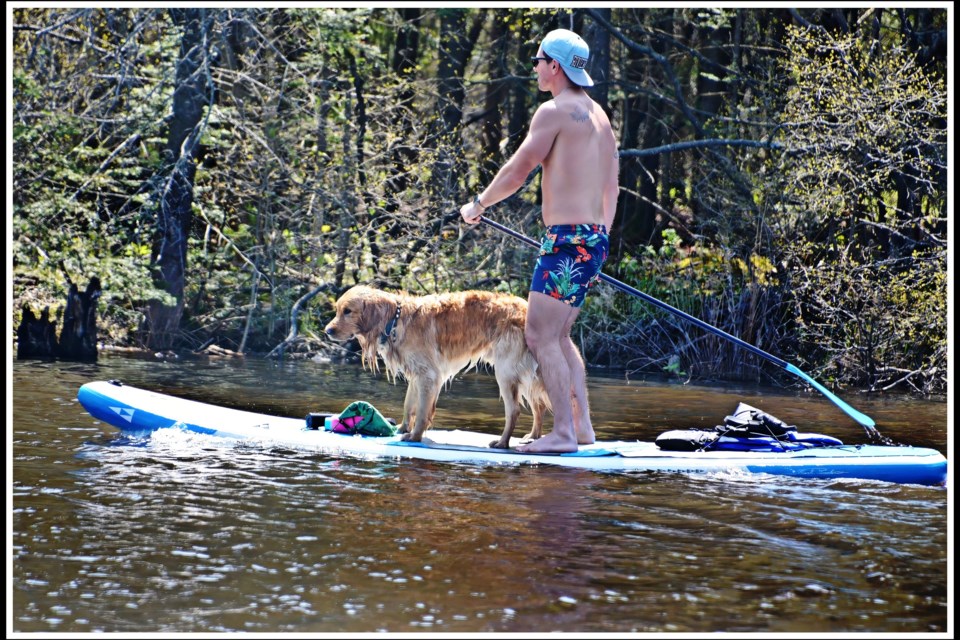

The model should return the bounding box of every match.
[11,353,949,633]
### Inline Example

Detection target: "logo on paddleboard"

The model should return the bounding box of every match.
[110,406,135,422]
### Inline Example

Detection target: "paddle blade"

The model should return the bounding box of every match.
[785,363,878,436]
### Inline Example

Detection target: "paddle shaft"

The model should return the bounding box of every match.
[482,217,785,366]
[478,215,878,433]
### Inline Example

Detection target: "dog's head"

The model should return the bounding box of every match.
[325,285,399,370]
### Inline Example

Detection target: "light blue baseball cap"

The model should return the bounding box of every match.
[541,29,594,87]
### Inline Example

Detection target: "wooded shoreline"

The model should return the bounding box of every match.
[11,7,947,395]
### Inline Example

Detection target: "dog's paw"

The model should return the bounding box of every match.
[400,432,422,442]
[489,438,510,449]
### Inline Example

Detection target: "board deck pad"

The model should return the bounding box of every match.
[389,438,618,457]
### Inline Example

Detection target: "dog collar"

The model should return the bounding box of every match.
[379,303,401,345]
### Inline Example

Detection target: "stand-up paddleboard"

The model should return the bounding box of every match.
[77,380,947,486]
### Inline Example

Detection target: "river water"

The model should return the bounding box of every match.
[10,353,951,634]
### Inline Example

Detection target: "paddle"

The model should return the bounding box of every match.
[478,215,880,439]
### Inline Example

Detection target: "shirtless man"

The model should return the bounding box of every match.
[460,28,619,453]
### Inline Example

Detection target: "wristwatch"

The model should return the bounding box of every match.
[474,194,486,209]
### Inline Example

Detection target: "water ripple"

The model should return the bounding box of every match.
[12,354,948,633]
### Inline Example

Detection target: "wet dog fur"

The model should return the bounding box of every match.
[324,285,550,447]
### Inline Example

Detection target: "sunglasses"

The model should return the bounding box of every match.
[531,54,553,67]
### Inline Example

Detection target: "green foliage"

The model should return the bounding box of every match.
[769,23,947,393]
[776,24,946,234]
[10,8,946,394]
[579,229,785,382]
[789,243,945,393]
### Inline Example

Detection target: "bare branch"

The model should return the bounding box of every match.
[619,138,783,158]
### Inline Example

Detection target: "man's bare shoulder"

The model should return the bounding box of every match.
[532,99,565,121]
[529,100,566,134]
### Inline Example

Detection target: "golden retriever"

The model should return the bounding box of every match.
[324,285,550,447]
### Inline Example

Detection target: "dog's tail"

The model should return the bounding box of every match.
[517,353,553,414]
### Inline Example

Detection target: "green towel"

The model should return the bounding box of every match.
[328,401,398,437]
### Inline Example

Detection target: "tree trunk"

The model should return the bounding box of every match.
[429,9,479,207]
[58,276,102,361]
[145,9,212,349]
[334,89,356,290]
[616,23,663,254]
[384,7,421,224]
[695,13,730,122]
[583,8,612,115]
[479,9,509,185]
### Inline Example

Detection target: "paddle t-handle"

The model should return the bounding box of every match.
[477,215,878,438]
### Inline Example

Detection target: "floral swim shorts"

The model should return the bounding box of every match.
[530,224,609,307]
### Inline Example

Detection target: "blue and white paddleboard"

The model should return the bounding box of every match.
[77,380,947,486]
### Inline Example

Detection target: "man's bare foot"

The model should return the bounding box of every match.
[516,431,578,453]
[572,412,595,444]
[576,423,596,445]
[571,400,595,445]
